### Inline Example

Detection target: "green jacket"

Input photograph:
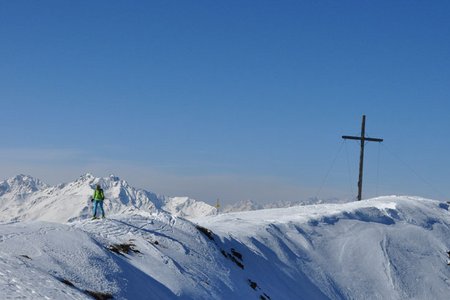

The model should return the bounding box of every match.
[93,188,105,201]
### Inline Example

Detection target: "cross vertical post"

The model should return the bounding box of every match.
[342,115,383,200]
[358,115,366,202]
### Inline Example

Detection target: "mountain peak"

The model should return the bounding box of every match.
[109,174,120,181]
[11,174,37,182]
[78,173,95,181]
[0,174,49,198]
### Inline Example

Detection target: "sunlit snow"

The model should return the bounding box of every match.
[1,175,450,299]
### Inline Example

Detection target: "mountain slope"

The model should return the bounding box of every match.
[2,195,450,299]
[195,196,450,299]
[0,210,261,299]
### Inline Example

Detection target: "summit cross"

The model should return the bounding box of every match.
[342,115,383,201]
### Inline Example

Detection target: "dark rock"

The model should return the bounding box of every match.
[248,279,258,290]
[195,225,214,240]
[84,290,113,300]
[230,248,243,260]
[60,278,75,287]
[108,243,140,255]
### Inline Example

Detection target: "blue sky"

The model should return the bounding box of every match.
[1,1,450,204]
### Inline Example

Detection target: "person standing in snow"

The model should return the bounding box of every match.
[91,184,105,219]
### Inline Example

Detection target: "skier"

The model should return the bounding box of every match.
[91,184,105,219]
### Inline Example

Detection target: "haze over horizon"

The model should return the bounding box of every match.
[1,1,449,205]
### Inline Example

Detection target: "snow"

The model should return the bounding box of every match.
[1,174,450,299]
[195,196,450,299]
[0,174,216,223]
[163,197,217,219]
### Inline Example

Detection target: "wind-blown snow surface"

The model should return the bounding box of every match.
[2,194,450,299]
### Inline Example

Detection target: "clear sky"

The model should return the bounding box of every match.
[1,1,450,204]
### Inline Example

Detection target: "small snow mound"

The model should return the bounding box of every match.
[162,196,217,218]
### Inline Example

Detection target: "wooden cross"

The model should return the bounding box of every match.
[342,115,383,200]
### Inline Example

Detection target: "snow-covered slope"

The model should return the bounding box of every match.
[195,196,450,299]
[0,174,216,222]
[0,210,262,299]
[2,195,450,299]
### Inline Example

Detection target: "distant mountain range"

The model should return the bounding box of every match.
[221,197,345,213]
[0,174,217,223]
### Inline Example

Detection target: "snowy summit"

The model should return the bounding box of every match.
[1,174,450,299]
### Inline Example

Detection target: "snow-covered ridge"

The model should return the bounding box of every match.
[195,196,450,299]
[0,174,216,223]
[2,196,450,299]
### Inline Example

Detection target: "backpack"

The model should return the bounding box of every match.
[94,188,105,200]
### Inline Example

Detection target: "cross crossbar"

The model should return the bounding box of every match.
[342,136,383,142]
